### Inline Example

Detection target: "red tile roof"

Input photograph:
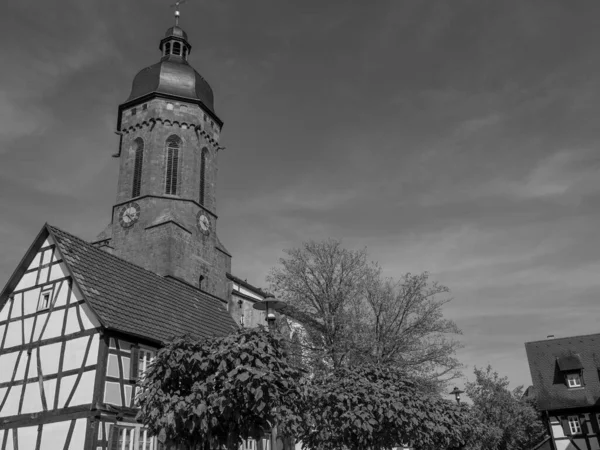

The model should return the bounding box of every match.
[47,225,237,343]
[525,334,600,411]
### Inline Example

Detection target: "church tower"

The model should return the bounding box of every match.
[94,22,232,301]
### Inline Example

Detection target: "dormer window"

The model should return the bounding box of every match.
[556,353,584,388]
[566,373,582,388]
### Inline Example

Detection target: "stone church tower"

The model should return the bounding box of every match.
[94,24,232,301]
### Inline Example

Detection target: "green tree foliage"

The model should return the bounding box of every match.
[465,365,548,450]
[267,239,462,384]
[298,366,478,450]
[136,327,306,450]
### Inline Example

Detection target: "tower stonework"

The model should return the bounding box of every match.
[94,25,232,301]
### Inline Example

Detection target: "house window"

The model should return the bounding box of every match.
[164,135,181,195]
[137,349,155,379]
[199,147,208,205]
[566,373,582,388]
[131,107,136,116]
[142,103,147,111]
[37,289,52,311]
[568,416,582,435]
[132,138,144,198]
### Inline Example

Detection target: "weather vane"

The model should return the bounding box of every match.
[170,0,189,26]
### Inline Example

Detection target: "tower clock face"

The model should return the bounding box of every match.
[196,212,211,235]
[119,202,141,228]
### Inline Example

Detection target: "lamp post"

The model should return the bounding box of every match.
[450,387,464,405]
[252,295,287,450]
[252,294,287,331]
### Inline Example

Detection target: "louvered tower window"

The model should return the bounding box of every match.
[200,147,208,205]
[165,135,181,195]
[132,138,144,198]
[172,42,181,56]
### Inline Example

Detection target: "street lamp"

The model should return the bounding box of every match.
[449,387,464,405]
[252,294,287,330]
[252,294,287,450]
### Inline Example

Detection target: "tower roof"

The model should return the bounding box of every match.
[125,25,215,114]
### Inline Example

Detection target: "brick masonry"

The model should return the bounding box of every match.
[99,97,232,301]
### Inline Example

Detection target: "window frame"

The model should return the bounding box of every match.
[164,135,181,196]
[566,372,583,388]
[568,415,582,435]
[37,288,53,311]
[199,147,208,205]
[132,138,144,198]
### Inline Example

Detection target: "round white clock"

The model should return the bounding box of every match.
[197,212,210,235]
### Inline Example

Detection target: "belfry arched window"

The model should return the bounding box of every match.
[165,135,181,195]
[199,147,208,205]
[132,138,144,198]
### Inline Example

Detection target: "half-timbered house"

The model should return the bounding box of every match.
[0,12,279,449]
[525,333,600,450]
[0,224,236,449]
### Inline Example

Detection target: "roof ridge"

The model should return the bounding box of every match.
[47,224,226,305]
[526,332,600,345]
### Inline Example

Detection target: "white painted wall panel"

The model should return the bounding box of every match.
[43,378,57,410]
[51,251,59,263]
[32,312,48,341]
[42,251,52,266]
[49,262,67,282]
[69,371,95,406]
[14,272,37,292]
[591,437,600,450]
[15,352,27,381]
[80,306,96,330]
[40,421,70,450]
[68,419,87,450]
[0,352,19,383]
[552,420,565,438]
[42,308,65,340]
[22,288,40,316]
[41,239,51,248]
[1,385,21,417]
[4,430,14,450]
[19,425,39,450]
[38,267,49,285]
[63,336,91,372]
[0,324,5,342]
[64,308,81,335]
[3,321,22,349]
[53,284,70,308]
[39,341,61,375]
[58,374,77,408]
[10,296,23,320]
[22,317,34,344]
[20,381,44,414]
[27,253,41,270]
[0,302,9,322]
[86,334,99,365]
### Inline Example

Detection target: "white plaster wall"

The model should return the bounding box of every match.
[551,418,565,438]
[39,421,71,450]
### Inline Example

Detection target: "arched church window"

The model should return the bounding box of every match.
[172,42,181,56]
[199,147,208,205]
[165,135,181,195]
[165,42,171,56]
[132,138,144,198]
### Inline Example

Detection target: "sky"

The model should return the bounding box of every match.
[2,0,600,391]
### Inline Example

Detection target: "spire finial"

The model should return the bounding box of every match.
[170,0,188,26]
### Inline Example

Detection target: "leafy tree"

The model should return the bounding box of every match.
[268,239,462,384]
[464,365,548,450]
[136,327,306,450]
[298,365,478,450]
[268,239,375,371]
